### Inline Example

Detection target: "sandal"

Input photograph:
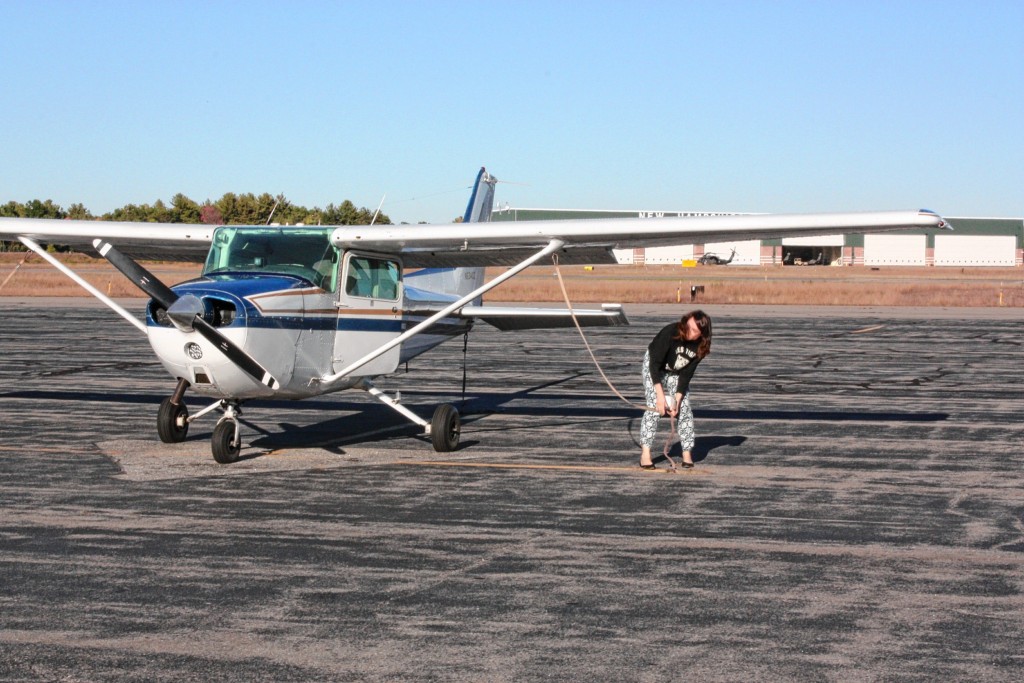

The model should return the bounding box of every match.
[640,463,657,470]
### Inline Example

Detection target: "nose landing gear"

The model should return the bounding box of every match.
[157,379,191,443]
[156,379,246,464]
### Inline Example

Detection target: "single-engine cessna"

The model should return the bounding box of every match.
[0,169,950,462]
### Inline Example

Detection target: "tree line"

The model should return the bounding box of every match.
[1,192,391,227]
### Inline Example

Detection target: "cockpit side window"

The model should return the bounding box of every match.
[312,248,339,292]
[344,255,401,301]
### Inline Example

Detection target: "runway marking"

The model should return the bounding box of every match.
[849,324,887,334]
[0,445,92,454]
[397,460,712,475]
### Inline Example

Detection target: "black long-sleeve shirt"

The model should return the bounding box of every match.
[647,322,702,394]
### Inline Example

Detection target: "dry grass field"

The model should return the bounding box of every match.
[490,264,1024,308]
[1,252,1021,307]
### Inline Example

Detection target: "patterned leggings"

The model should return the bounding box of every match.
[640,350,695,450]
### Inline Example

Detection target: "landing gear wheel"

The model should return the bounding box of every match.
[211,420,241,464]
[157,397,189,443]
[431,404,460,452]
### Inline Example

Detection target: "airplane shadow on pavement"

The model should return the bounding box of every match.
[4,380,949,458]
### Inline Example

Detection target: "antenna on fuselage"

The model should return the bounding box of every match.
[369,195,386,226]
[266,199,280,225]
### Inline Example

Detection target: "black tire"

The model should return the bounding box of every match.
[211,420,241,464]
[430,404,461,452]
[157,397,189,443]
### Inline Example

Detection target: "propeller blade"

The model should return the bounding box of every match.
[92,239,178,308]
[191,317,281,391]
[92,239,279,391]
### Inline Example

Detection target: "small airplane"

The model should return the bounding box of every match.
[0,168,950,463]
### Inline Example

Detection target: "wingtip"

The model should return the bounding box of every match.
[919,209,953,230]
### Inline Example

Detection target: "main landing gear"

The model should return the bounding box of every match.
[211,403,242,464]
[156,378,461,465]
[361,379,460,453]
[430,404,461,452]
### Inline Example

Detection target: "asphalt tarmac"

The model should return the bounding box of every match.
[1,301,1022,681]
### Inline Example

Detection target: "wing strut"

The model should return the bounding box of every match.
[19,237,147,333]
[316,238,566,386]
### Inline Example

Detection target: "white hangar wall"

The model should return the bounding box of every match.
[703,240,761,265]
[491,210,1023,267]
[934,235,1016,266]
[638,243,693,264]
[864,235,928,266]
[629,240,762,265]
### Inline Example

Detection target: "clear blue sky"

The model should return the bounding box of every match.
[2,0,1021,223]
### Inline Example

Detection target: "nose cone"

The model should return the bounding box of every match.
[148,277,306,399]
[166,294,204,332]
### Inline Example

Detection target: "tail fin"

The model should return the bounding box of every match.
[405,168,495,301]
[462,168,497,224]
[450,168,495,300]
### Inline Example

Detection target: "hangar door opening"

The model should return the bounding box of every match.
[782,234,844,266]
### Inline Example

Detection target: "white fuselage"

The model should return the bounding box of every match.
[147,270,473,401]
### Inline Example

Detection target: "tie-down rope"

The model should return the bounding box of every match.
[0,251,32,292]
[550,254,681,471]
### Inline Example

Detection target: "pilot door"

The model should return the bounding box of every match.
[333,251,404,377]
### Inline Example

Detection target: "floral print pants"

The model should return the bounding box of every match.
[640,350,695,450]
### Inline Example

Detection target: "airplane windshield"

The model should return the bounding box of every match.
[203,226,339,290]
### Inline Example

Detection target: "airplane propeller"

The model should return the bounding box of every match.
[92,239,280,391]
[93,239,177,308]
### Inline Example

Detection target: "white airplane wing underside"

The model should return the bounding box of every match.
[456,303,628,331]
[2,211,949,268]
[0,218,214,261]
[330,210,950,267]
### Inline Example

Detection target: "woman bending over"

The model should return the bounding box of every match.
[639,310,712,469]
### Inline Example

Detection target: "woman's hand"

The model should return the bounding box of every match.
[667,393,682,417]
[654,384,667,415]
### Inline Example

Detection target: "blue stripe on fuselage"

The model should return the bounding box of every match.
[147,274,316,328]
[338,317,403,333]
[149,275,468,335]
[175,273,313,298]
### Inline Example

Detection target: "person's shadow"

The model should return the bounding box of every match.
[659,435,746,464]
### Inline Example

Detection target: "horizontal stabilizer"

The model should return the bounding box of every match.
[457,304,628,331]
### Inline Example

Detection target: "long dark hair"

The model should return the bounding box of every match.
[674,309,712,359]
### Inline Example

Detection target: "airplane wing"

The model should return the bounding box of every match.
[0,218,213,261]
[456,303,628,331]
[2,210,950,267]
[330,210,951,267]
